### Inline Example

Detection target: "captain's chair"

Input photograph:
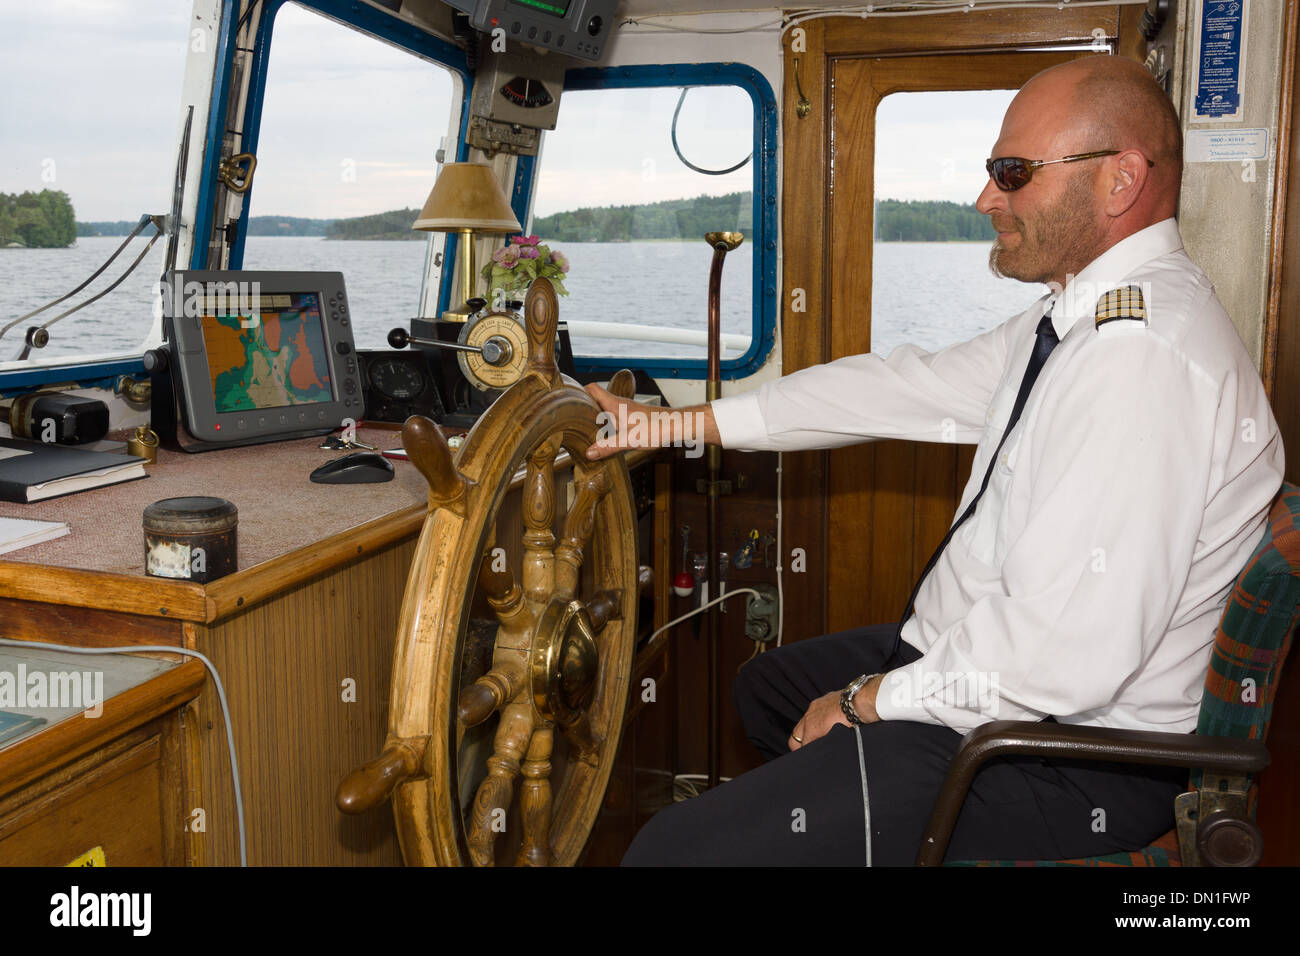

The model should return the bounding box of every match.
[917,482,1300,867]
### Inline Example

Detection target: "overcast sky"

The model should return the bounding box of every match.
[0,0,1014,223]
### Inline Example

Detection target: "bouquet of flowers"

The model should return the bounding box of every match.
[481,235,570,299]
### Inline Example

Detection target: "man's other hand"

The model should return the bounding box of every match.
[789,676,882,750]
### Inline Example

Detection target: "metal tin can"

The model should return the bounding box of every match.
[143,496,238,583]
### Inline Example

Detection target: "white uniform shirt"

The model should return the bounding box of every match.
[711,218,1284,734]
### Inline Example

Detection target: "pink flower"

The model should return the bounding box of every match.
[492,246,519,267]
[518,245,540,259]
[512,235,541,246]
[551,251,569,273]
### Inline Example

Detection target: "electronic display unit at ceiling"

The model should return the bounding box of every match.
[442,0,618,61]
[158,271,362,449]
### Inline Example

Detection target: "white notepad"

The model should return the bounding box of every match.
[0,516,70,556]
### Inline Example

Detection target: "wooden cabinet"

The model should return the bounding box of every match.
[0,428,668,865]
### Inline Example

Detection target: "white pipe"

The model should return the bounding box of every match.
[562,320,751,353]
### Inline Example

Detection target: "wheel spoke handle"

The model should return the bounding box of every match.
[458,663,526,727]
[403,414,468,512]
[336,736,428,814]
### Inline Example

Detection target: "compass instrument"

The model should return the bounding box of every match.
[500,76,553,110]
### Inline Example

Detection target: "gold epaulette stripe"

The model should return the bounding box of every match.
[1095,285,1147,328]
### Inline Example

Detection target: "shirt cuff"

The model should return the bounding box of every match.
[872,662,944,726]
[710,391,770,450]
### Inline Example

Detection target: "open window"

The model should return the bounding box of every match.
[0,0,189,367]
[871,90,1048,357]
[234,1,460,350]
[527,65,777,379]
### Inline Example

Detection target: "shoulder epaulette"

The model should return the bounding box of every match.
[1095,285,1148,329]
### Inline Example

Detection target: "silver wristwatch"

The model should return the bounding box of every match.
[840,673,879,725]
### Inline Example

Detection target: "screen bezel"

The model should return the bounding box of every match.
[164,270,357,445]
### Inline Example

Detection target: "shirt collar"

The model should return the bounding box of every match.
[1051,218,1184,338]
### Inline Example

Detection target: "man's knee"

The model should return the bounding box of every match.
[622,801,695,866]
[732,652,768,716]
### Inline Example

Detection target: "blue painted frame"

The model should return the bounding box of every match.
[554,63,778,380]
[200,0,473,319]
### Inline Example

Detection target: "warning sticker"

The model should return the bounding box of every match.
[65,846,107,867]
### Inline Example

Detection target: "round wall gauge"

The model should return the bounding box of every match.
[457,309,529,391]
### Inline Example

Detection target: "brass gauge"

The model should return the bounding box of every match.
[457,309,529,391]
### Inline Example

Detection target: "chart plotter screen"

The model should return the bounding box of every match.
[199,292,335,413]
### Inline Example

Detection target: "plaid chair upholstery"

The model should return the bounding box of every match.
[946,482,1300,867]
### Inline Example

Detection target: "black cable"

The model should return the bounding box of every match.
[0,214,158,342]
[671,87,752,176]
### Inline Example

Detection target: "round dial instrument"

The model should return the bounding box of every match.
[457,309,529,391]
[367,358,425,401]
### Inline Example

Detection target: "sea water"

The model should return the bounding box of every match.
[0,237,1045,364]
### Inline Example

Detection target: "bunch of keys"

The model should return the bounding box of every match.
[319,434,377,451]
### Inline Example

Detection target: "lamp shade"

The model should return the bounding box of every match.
[413,162,521,233]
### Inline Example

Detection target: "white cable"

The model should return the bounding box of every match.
[775,451,785,647]
[647,587,762,645]
[0,638,247,866]
[854,724,873,866]
[782,0,1140,31]
[618,1,1139,36]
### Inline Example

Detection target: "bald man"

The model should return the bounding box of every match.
[589,57,1284,865]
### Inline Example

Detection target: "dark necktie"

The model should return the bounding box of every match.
[890,305,1061,656]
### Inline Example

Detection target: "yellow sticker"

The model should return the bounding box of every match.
[65,846,107,867]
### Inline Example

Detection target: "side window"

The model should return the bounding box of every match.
[0,1,189,365]
[239,1,456,348]
[871,90,1047,357]
[529,84,757,364]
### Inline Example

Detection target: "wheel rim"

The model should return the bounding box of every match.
[385,279,638,866]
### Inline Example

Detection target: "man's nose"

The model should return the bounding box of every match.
[974,176,1003,215]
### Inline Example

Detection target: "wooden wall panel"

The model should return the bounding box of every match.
[186,541,416,866]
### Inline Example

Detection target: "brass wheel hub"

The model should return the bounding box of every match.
[531,598,599,726]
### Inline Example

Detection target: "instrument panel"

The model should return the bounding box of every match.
[357,349,446,424]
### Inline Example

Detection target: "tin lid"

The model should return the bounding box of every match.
[143,496,238,533]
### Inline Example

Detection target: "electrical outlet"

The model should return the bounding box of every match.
[744,584,779,644]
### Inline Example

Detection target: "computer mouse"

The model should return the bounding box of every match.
[310,451,395,484]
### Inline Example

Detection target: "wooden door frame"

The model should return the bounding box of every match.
[778,5,1134,640]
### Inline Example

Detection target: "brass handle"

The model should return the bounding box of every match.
[336,737,428,814]
[218,152,257,193]
[793,58,812,119]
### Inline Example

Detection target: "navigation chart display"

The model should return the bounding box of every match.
[200,293,334,412]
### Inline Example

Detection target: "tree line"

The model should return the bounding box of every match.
[533,192,753,242]
[0,190,77,248]
[873,199,995,242]
[56,195,996,246]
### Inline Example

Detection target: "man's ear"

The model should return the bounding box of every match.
[1103,150,1149,217]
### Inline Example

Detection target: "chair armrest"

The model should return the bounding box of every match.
[915,720,1271,866]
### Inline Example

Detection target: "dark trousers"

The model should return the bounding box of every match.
[622,623,1187,866]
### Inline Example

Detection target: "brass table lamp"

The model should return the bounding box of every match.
[414,162,522,322]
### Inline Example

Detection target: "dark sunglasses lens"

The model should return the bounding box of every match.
[991,158,1032,191]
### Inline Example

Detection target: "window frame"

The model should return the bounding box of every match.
[532,62,779,380]
[196,0,475,320]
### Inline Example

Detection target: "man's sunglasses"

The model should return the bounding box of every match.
[984,150,1154,191]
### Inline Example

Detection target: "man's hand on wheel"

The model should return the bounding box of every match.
[584,383,652,460]
[582,383,721,460]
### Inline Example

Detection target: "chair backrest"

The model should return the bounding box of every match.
[1194,482,1300,765]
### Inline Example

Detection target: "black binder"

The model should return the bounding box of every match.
[0,438,147,503]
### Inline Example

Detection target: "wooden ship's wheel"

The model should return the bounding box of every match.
[337,277,639,866]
